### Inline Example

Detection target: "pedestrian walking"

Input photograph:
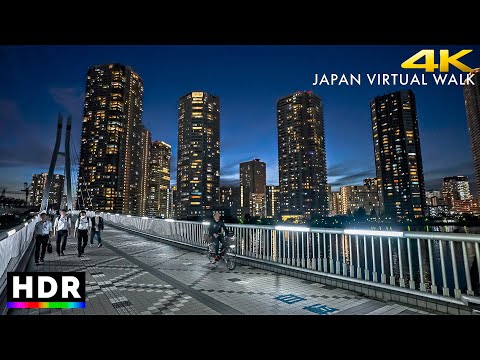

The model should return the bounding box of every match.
[34,210,53,265]
[48,208,55,222]
[74,210,91,257]
[53,209,71,256]
[90,210,104,248]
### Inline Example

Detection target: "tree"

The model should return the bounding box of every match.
[370,208,377,219]
[260,218,276,225]
[354,207,367,221]
[244,213,257,224]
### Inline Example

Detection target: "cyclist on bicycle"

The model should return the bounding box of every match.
[208,212,228,261]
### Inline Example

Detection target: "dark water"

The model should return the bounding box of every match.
[236,226,480,297]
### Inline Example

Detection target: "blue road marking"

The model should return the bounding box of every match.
[303,304,338,315]
[274,294,306,304]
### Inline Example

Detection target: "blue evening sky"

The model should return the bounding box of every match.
[0,45,478,197]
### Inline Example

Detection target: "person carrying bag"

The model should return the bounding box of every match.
[33,210,53,264]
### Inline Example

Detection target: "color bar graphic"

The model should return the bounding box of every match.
[7,302,85,309]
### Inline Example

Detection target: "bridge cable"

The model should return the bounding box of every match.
[70,147,82,209]
[72,150,86,209]
[75,140,94,209]
[71,138,89,209]
[72,139,94,208]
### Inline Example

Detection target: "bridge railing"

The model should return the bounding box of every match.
[0,217,37,294]
[103,213,480,300]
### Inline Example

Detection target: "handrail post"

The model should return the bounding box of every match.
[450,241,461,299]
[329,233,334,274]
[462,242,474,296]
[363,235,369,281]
[427,239,438,295]
[398,237,405,288]
[476,243,480,292]
[356,235,362,279]
[380,236,386,284]
[349,234,354,278]
[323,233,328,272]
[302,232,306,269]
[296,232,301,268]
[407,237,415,290]
[417,238,426,292]
[317,233,322,272]
[439,240,450,297]
[335,234,340,275]
[371,236,377,282]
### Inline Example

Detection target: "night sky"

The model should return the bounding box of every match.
[0,45,478,198]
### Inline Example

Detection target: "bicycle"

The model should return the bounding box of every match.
[206,233,237,270]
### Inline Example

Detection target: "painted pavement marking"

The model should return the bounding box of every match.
[274,294,306,305]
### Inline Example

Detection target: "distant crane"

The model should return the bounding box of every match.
[1,184,31,203]
[0,187,28,207]
[21,182,32,204]
[1,188,24,196]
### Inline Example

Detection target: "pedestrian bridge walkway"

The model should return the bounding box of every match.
[5,225,438,315]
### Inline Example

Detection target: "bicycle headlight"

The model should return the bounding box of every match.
[229,244,236,248]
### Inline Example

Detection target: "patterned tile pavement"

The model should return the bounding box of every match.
[7,226,441,315]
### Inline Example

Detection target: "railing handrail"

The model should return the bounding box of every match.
[0,217,37,292]
[102,213,480,243]
[0,218,36,243]
[405,231,480,242]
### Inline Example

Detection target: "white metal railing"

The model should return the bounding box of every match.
[103,213,480,300]
[0,217,37,292]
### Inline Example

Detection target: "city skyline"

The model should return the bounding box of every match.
[0,45,478,197]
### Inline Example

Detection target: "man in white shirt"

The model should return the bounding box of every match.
[74,210,91,257]
[53,209,71,256]
[34,211,53,265]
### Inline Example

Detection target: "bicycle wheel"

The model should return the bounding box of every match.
[225,248,236,270]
